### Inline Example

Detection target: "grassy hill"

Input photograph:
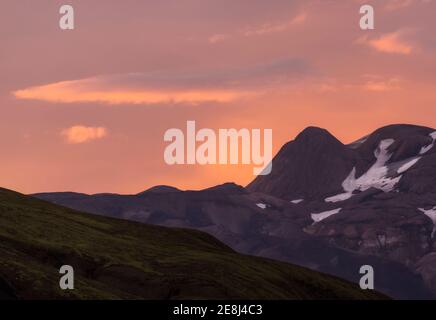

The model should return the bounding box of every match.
[0,188,386,300]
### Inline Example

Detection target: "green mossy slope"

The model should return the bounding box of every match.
[0,188,386,300]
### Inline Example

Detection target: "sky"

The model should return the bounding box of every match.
[1,0,436,194]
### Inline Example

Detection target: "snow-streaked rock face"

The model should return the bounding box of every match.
[326,132,436,203]
[311,208,341,223]
[326,139,400,202]
[347,139,398,192]
[250,125,436,204]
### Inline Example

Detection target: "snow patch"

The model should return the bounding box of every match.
[291,199,304,204]
[344,139,398,192]
[419,207,436,238]
[256,203,267,209]
[420,131,436,155]
[349,136,369,149]
[420,144,433,155]
[325,192,353,203]
[398,157,421,174]
[311,208,342,223]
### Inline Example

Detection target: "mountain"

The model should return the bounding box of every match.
[254,125,436,291]
[247,124,436,200]
[248,124,436,293]
[0,187,385,300]
[34,124,436,299]
[247,127,356,200]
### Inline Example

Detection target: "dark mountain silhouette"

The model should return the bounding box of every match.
[247,126,356,200]
[247,124,436,199]
[140,185,181,194]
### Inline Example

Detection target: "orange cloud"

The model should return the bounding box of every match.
[357,32,414,55]
[13,79,254,105]
[61,126,107,144]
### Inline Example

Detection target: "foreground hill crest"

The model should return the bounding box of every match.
[0,187,385,300]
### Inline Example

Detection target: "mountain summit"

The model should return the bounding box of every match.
[247,126,355,200]
[248,124,436,200]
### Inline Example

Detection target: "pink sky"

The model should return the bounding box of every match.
[1,0,436,194]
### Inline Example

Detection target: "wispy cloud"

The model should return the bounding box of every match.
[384,0,432,11]
[363,77,402,91]
[61,125,107,144]
[208,12,307,44]
[208,34,230,44]
[13,59,309,105]
[385,0,415,10]
[242,13,307,36]
[308,75,403,93]
[14,80,252,105]
[356,31,415,55]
